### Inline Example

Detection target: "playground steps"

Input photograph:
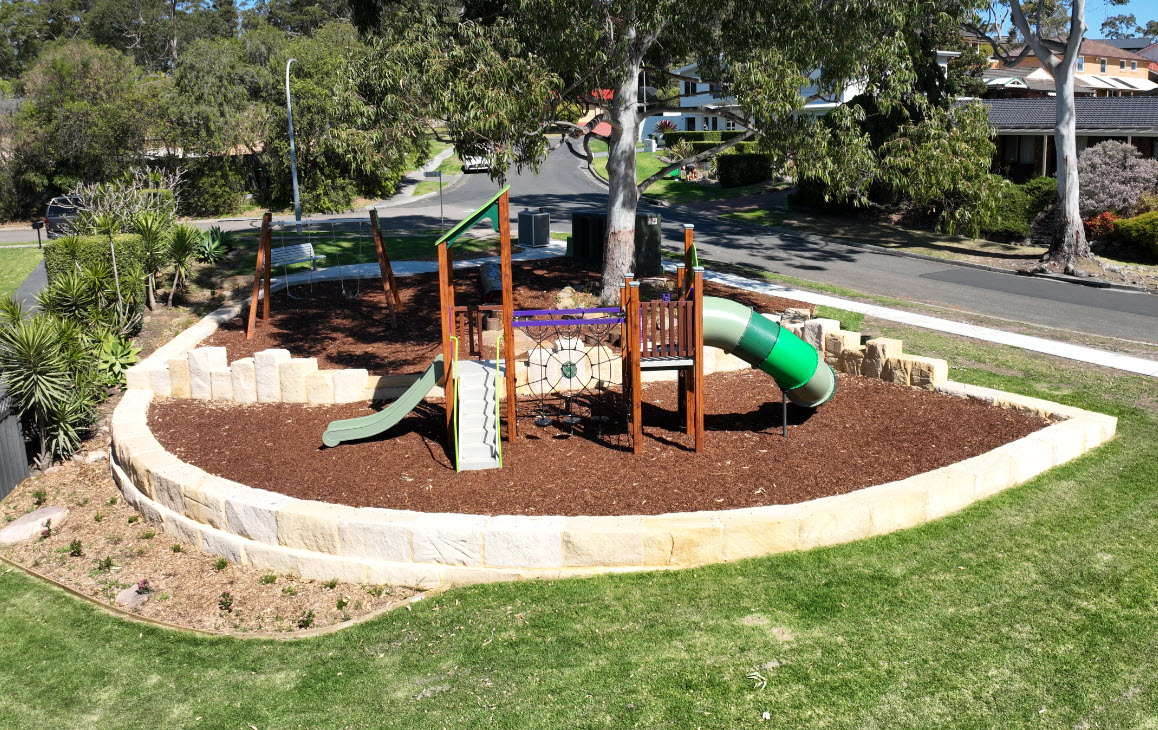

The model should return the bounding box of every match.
[455,360,501,471]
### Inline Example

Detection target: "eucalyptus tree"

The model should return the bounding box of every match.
[966,0,1130,273]
[355,0,968,300]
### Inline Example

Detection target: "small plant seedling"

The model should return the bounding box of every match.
[108,535,122,545]
[107,497,118,506]
[93,512,104,522]
[170,543,183,553]
[336,596,349,611]
[297,609,315,629]
[97,556,114,572]
[281,585,297,596]
[32,489,46,507]
[68,539,83,557]
[140,530,155,540]
[78,497,89,507]
[322,578,338,589]
[39,519,53,540]
[219,591,233,613]
[260,573,277,585]
[213,558,228,571]
[135,579,152,594]
[365,585,389,598]
[157,592,170,602]
[127,515,139,524]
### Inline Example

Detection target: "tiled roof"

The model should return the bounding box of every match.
[1097,38,1156,53]
[1007,37,1153,63]
[978,97,1158,129]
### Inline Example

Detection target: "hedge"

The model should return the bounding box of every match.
[44,234,147,302]
[685,140,761,155]
[661,130,746,147]
[979,175,1057,241]
[718,153,774,188]
[1112,211,1158,255]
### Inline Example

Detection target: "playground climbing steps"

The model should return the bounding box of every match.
[455,359,501,471]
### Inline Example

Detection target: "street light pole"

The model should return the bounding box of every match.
[285,58,301,224]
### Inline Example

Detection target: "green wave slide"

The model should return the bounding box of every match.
[322,356,444,447]
[702,296,837,408]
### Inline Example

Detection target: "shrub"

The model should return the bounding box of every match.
[1083,211,1120,240]
[1077,140,1158,217]
[661,130,746,147]
[979,180,1031,240]
[1112,211,1158,255]
[717,153,774,188]
[43,234,147,311]
[180,159,246,218]
[1021,176,1057,218]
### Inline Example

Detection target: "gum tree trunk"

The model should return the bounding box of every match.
[600,43,642,303]
[1047,63,1091,272]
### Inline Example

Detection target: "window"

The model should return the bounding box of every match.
[685,116,696,131]
[1131,61,1138,71]
[724,118,737,131]
[710,116,719,131]
[1101,58,1107,73]
[1019,136,1035,165]
[1077,57,1084,71]
[1120,60,1127,70]
[682,81,696,96]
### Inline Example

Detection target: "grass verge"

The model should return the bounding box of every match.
[0,326,1156,727]
[0,246,42,298]
[592,152,789,205]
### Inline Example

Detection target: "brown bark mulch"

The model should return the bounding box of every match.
[203,259,813,376]
[148,370,1048,517]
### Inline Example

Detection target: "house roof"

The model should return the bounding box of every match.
[1096,38,1156,53]
[980,65,1156,94]
[978,97,1158,131]
[1006,37,1153,63]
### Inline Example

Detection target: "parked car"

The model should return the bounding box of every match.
[44,195,84,237]
[462,156,491,173]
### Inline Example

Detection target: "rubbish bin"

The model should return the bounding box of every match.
[518,208,550,248]
[569,211,663,277]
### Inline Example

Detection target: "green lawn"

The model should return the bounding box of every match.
[2,312,1157,727]
[413,178,461,197]
[0,246,42,298]
[593,152,789,205]
[586,139,644,154]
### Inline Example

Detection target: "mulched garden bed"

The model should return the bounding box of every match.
[204,258,814,375]
[148,370,1049,517]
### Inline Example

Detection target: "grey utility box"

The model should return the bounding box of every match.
[518,208,550,248]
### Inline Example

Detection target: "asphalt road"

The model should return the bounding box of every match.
[378,144,1158,345]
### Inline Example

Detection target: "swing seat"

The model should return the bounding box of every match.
[271,242,326,270]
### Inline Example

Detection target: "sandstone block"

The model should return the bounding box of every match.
[562,516,644,567]
[112,433,160,472]
[183,476,233,529]
[125,365,152,390]
[1038,421,1088,466]
[147,367,172,397]
[839,346,866,376]
[642,517,723,567]
[908,356,948,390]
[129,449,180,500]
[332,369,368,404]
[786,322,805,339]
[279,358,318,403]
[201,527,247,565]
[224,487,293,545]
[187,347,228,400]
[483,516,565,568]
[720,508,802,561]
[135,494,164,526]
[337,509,413,562]
[864,338,902,379]
[275,501,344,555]
[994,436,1057,484]
[801,318,840,352]
[958,451,1017,500]
[305,371,335,404]
[231,358,257,404]
[150,461,207,514]
[412,513,485,566]
[0,506,69,546]
[863,482,927,536]
[442,567,522,587]
[244,541,301,576]
[882,356,913,386]
[824,330,861,357]
[210,368,234,401]
[782,307,811,324]
[255,349,291,402]
[168,358,192,398]
[165,513,204,549]
[798,496,871,549]
[298,552,368,584]
[921,468,978,520]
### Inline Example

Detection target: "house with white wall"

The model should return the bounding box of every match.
[638,51,961,141]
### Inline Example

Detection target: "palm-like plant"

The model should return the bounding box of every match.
[130,211,172,310]
[167,224,200,306]
[36,270,97,322]
[0,317,73,468]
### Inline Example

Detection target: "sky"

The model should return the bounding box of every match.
[1084,0,1158,36]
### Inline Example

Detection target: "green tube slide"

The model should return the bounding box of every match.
[702,296,837,408]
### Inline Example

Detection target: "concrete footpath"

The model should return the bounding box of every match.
[278,243,1158,378]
